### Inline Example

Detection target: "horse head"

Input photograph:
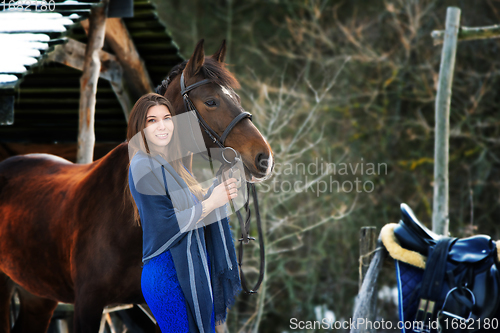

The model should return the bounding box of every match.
[158,39,274,183]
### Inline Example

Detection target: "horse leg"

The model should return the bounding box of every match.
[73,290,105,333]
[0,272,15,333]
[11,287,58,333]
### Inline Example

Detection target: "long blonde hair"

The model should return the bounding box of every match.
[125,93,206,226]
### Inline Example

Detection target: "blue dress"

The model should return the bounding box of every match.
[141,249,215,332]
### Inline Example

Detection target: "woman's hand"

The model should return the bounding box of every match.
[198,178,239,223]
[208,178,238,209]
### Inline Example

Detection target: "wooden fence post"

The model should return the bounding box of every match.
[359,227,377,290]
[432,7,460,235]
[351,239,387,333]
[77,0,109,164]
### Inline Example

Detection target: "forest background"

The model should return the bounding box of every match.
[151,0,500,332]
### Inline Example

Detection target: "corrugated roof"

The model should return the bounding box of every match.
[0,0,183,143]
[0,2,92,85]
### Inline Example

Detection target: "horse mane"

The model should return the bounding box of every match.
[155,58,240,96]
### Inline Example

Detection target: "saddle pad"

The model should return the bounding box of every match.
[396,260,426,333]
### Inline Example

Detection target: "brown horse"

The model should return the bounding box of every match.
[0,40,274,333]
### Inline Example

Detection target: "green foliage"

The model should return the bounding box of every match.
[152,0,500,331]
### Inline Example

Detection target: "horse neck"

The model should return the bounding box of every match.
[90,142,130,185]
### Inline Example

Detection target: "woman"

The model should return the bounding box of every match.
[126,93,241,333]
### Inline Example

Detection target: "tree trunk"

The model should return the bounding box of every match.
[77,1,109,164]
[432,7,460,235]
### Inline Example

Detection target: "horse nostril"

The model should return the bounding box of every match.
[255,153,269,173]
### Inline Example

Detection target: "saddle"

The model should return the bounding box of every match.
[381,204,500,333]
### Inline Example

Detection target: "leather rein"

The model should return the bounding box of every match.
[180,72,265,294]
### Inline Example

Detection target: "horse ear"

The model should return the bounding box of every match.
[211,40,226,63]
[185,39,205,78]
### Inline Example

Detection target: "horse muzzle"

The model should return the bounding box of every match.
[244,155,274,184]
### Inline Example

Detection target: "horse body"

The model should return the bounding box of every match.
[0,40,273,332]
[0,153,79,302]
[0,145,144,332]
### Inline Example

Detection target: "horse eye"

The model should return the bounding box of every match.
[205,100,217,107]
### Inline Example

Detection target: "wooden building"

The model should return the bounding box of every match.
[0,0,183,163]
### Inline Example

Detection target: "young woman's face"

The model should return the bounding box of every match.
[144,104,174,149]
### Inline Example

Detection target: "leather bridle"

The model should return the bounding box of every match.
[180,71,265,294]
[180,72,252,149]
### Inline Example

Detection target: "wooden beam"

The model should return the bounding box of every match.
[432,7,460,235]
[45,38,133,120]
[81,18,153,109]
[109,76,133,122]
[102,304,134,313]
[432,23,500,45]
[46,39,120,83]
[77,0,109,164]
[104,18,154,97]
[137,304,156,324]
[47,38,133,120]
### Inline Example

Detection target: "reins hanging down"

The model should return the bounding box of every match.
[180,71,265,294]
[237,182,265,293]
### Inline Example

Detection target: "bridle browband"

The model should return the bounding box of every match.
[180,71,265,294]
